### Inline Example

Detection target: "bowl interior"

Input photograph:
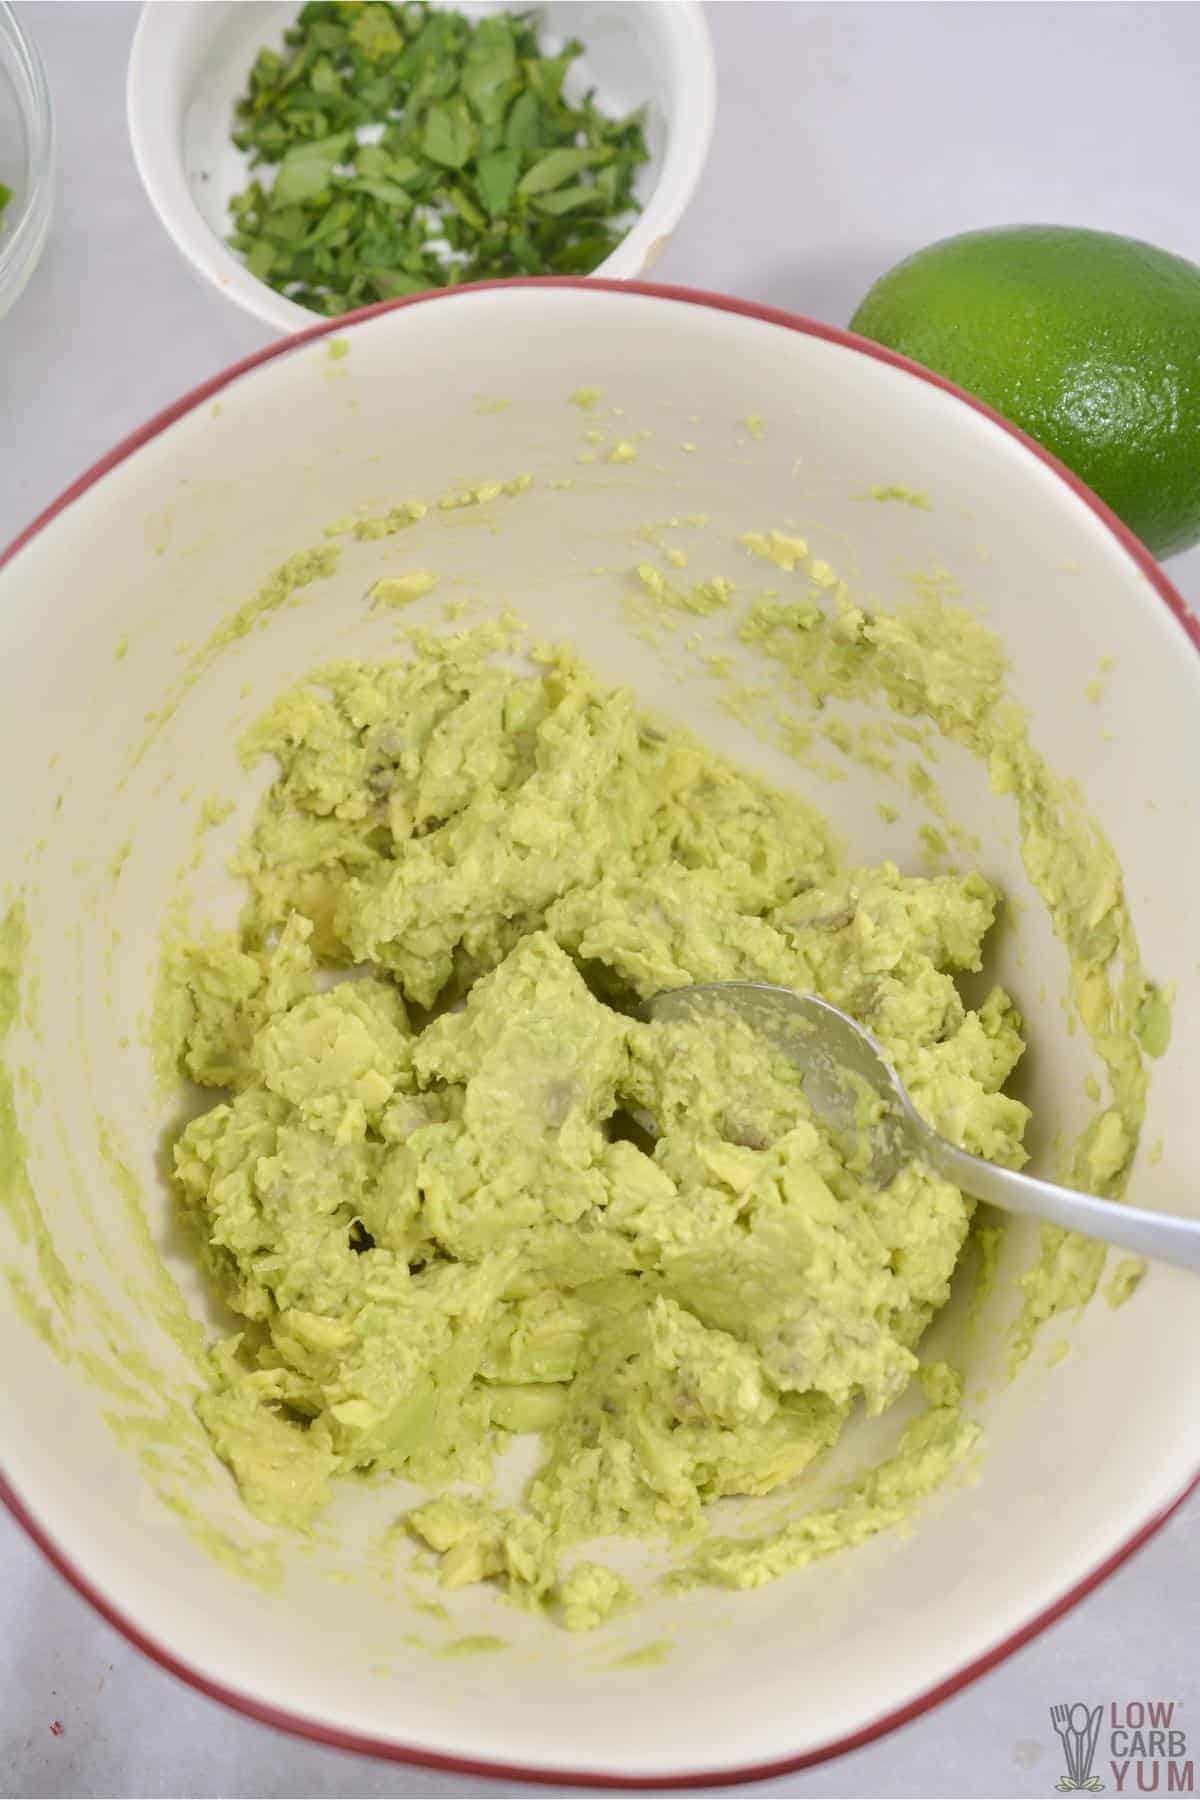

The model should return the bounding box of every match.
[1,285,1197,1781]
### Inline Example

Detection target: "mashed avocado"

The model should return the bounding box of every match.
[160,623,1031,1623]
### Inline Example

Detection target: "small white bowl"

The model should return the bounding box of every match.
[126,0,716,334]
[0,1,55,323]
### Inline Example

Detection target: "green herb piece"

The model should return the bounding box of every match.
[272,132,354,205]
[227,0,650,316]
[475,147,520,218]
[461,19,519,126]
[534,184,606,218]
[349,2,404,60]
[422,97,478,170]
[0,183,12,228]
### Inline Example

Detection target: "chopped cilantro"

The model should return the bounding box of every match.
[228,1,650,315]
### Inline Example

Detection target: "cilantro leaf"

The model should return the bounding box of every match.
[271,132,353,206]
[226,0,650,314]
[475,147,520,217]
[534,183,608,217]
[350,4,405,62]
[461,17,518,127]
[421,97,478,170]
[503,88,541,153]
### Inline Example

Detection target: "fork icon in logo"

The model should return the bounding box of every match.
[1051,1702,1105,1792]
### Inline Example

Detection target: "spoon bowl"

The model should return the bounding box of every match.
[644,981,1200,1276]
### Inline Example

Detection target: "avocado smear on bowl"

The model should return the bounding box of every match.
[154,619,1060,1628]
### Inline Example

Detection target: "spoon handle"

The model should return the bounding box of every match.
[916,1128,1200,1275]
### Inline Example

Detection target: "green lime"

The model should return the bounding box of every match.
[849,225,1200,558]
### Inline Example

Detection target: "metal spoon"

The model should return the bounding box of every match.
[643,980,1198,1275]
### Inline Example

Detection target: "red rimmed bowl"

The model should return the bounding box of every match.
[1,280,1197,1786]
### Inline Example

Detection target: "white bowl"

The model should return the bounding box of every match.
[126,0,716,334]
[1,281,1197,1786]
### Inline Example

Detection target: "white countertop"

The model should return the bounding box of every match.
[3,5,1198,1796]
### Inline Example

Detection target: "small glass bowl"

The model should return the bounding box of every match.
[0,2,54,323]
